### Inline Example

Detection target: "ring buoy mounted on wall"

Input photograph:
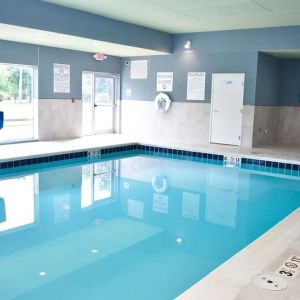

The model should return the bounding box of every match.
[152,175,168,193]
[154,93,172,113]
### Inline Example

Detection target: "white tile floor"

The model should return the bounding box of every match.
[0,134,299,300]
[0,135,137,161]
[0,134,299,163]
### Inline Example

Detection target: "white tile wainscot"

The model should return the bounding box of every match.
[278,106,300,146]
[120,100,255,148]
[38,99,82,141]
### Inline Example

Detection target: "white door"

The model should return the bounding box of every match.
[210,73,245,146]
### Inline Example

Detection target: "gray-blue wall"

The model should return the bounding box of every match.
[121,52,258,105]
[255,54,300,107]
[280,59,300,107]
[0,40,38,66]
[0,40,121,99]
[122,26,300,106]
[255,52,281,106]
[174,26,300,54]
[38,46,121,99]
[1,25,300,105]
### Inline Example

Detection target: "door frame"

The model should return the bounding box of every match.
[209,73,245,146]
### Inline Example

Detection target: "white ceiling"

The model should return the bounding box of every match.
[0,23,168,57]
[266,50,300,59]
[44,0,300,33]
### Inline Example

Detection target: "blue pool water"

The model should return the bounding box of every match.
[0,152,300,300]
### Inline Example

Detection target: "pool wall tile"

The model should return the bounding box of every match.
[0,143,299,177]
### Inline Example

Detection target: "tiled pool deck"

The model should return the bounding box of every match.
[0,134,300,299]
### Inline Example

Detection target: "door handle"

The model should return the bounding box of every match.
[94,104,117,108]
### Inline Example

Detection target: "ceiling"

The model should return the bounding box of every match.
[266,50,300,59]
[0,23,168,57]
[44,0,300,34]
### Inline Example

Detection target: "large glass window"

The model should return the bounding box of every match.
[0,63,38,143]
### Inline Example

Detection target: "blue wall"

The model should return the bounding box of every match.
[174,26,300,53]
[255,54,300,107]
[255,52,281,106]
[121,52,258,105]
[1,24,300,105]
[122,26,300,106]
[39,46,121,99]
[0,0,172,53]
[0,40,121,99]
[280,59,300,107]
[0,40,38,66]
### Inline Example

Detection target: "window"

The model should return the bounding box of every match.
[0,63,38,143]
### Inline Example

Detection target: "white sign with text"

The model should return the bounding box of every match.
[53,63,70,93]
[187,72,206,100]
[157,72,173,92]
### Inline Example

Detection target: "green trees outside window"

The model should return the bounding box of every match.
[0,63,36,142]
[0,65,33,103]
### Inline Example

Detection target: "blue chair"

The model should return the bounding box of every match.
[0,111,3,129]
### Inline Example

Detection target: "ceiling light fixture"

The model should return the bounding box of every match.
[184,40,192,49]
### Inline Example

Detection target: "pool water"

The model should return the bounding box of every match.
[0,153,299,300]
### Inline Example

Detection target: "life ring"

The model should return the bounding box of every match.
[154,93,171,113]
[152,175,168,193]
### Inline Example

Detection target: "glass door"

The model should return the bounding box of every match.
[94,74,117,134]
[82,72,118,136]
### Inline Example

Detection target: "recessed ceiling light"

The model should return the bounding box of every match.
[91,249,99,254]
[39,271,47,276]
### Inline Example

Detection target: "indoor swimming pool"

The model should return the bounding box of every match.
[0,150,300,300]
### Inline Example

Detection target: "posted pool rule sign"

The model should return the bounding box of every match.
[277,255,300,279]
[53,63,70,93]
[157,72,173,92]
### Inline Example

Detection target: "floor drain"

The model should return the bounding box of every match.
[254,274,288,291]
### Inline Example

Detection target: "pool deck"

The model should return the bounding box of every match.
[177,208,300,300]
[0,134,300,300]
[0,134,299,164]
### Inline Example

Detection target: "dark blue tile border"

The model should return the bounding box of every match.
[136,145,224,165]
[240,157,300,176]
[0,151,88,170]
[0,143,299,177]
